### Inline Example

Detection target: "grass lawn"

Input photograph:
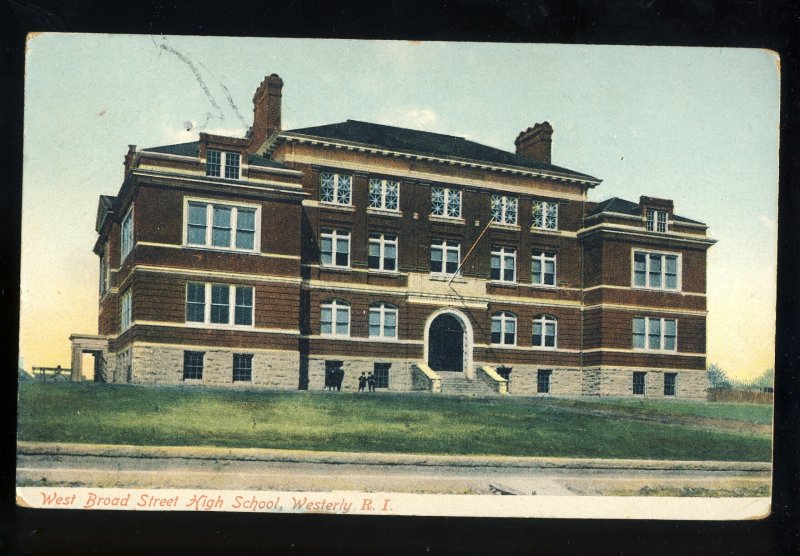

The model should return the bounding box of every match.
[17,383,772,462]
[535,397,773,424]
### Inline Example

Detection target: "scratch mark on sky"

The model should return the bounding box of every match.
[155,39,225,129]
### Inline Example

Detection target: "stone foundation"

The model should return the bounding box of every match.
[485,364,582,396]
[589,367,708,399]
[110,344,300,389]
[306,357,415,392]
[104,346,708,399]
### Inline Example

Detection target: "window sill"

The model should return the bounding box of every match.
[488,281,518,288]
[632,349,678,354]
[320,266,353,274]
[490,222,521,231]
[429,274,465,283]
[368,269,403,277]
[531,346,558,351]
[367,208,403,218]
[530,227,561,235]
[185,322,256,331]
[631,286,682,293]
[319,202,355,212]
[429,215,465,225]
[183,244,261,255]
[529,283,558,290]
[320,334,351,339]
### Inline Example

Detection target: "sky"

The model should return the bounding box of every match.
[20,35,779,380]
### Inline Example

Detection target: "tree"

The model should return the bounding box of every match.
[707,363,731,389]
[751,368,774,390]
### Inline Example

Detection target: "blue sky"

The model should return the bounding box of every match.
[21,35,779,379]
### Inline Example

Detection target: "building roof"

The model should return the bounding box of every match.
[95,195,117,232]
[588,196,705,225]
[282,120,600,183]
[142,141,291,169]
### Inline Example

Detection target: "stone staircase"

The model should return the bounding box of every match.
[438,372,497,397]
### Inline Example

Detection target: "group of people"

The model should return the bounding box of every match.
[324,366,345,391]
[324,368,378,392]
[358,372,377,392]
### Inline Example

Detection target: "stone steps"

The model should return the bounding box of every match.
[438,373,497,396]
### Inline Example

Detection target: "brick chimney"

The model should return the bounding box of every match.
[515,122,553,163]
[249,73,283,148]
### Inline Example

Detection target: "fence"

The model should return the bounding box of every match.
[31,366,72,383]
[708,388,773,405]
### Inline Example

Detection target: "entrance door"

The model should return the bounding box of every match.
[428,313,464,372]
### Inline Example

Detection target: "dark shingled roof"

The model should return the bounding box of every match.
[284,120,600,182]
[588,196,705,225]
[142,141,291,169]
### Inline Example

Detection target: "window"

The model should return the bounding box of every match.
[185,283,254,327]
[632,317,677,351]
[491,312,517,345]
[368,178,400,211]
[664,372,677,396]
[633,251,680,290]
[532,251,557,286]
[187,201,258,251]
[532,314,557,348]
[632,371,647,395]
[120,207,133,260]
[183,351,204,380]
[647,209,668,233]
[374,363,391,389]
[233,354,253,382]
[320,172,352,205]
[369,303,398,339]
[206,150,241,180]
[321,229,351,268]
[321,300,350,336]
[490,195,518,225]
[430,187,461,218]
[120,288,132,332]
[532,200,558,230]
[368,233,397,271]
[99,254,107,295]
[537,370,552,394]
[430,240,460,276]
[490,247,516,282]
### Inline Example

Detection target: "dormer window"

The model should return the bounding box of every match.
[206,150,241,180]
[646,209,668,233]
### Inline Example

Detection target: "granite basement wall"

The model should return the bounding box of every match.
[111,344,300,389]
[305,357,415,392]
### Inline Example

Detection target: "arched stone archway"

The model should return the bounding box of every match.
[423,309,474,379]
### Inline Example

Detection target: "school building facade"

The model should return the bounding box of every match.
[82,73,716,398]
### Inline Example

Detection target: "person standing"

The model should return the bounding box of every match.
[367,372,376,392]
[358,372,367,392]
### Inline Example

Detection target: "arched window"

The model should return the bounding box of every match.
[533,314,557,348]
[491,312,517,345]
[369,303,398,339]
[321,299,350,336]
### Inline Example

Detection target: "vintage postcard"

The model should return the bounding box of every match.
[17,35,777,519]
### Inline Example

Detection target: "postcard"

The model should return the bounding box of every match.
[17,34,777,519]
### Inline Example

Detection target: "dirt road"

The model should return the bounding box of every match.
[17,446,771,496]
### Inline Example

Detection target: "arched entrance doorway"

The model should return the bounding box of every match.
[424,309,473,377]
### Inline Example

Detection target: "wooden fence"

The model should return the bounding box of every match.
[708,388,773,405]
